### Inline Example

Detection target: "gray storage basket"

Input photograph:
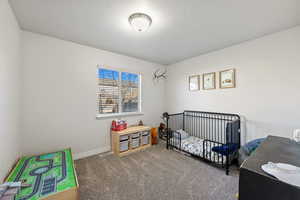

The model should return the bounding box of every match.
[120,135,129,141]
[141,131,150,145]
[131,133,140,138]
[131,137,140,149]
[120,140,129,152]
[131,132,140,149]
[119,134,129,152]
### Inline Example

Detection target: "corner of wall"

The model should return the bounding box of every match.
[0,0,22,182]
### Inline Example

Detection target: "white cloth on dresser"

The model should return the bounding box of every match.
[262,162,300,187]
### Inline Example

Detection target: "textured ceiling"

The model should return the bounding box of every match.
[9,0,300,65]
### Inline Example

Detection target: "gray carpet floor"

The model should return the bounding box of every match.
[75,143,239,200]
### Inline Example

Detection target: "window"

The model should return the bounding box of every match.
[97,67,141,117]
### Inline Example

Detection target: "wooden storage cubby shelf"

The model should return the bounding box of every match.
[111,126,152,157]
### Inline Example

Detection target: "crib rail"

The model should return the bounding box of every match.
[166,110,241,175]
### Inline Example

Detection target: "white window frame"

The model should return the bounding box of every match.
[96,65,143,119]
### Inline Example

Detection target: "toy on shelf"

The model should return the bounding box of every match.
[111,119,127,131]
[138,120,144,126]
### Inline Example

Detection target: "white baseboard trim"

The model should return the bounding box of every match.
[73,146,111,160]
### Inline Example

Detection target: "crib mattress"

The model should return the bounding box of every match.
[171,136,226,164]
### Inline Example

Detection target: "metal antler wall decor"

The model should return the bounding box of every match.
[153,68,167,83]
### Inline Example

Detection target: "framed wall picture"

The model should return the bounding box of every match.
[219,68,236,89]
[202,72,216,90]
[189,75,200,91]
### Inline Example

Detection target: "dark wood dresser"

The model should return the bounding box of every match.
[239,136,300,200]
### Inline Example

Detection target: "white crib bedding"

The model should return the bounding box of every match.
[170,136,226,164]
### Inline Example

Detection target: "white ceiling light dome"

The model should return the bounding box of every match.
[128,13,152,32]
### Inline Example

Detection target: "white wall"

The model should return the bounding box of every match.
[165,26,300,144]
[0,0,21,181]
[21,31,165,159]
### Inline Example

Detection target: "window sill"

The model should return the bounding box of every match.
[96,112,144,119]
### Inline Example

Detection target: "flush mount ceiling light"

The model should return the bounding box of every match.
[128,13,152,32]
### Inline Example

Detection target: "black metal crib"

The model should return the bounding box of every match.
[165,110,241,175]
